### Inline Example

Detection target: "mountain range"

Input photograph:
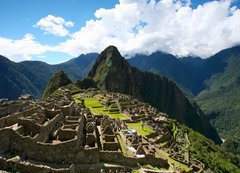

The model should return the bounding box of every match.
[1,45,240,143]
[0,53,97,99]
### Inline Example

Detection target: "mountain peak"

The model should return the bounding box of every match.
[104,45,120,53]
[88,46,221,143]
[42,70,72,99]
[88,45,127,82]
[100,45,124,62]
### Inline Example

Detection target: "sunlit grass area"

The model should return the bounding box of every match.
[156,149,189,171]
[116,134,127,154]
[83,97,129,120]
[126,122,154,137]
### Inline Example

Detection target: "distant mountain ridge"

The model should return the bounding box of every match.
[128,52,204,96]
[0,53,98,99]
[88,45,221,143]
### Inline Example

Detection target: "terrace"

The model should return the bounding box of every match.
[83,97,128,120]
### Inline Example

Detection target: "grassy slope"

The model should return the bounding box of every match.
[126,122,154,137]
[81,97,129,120]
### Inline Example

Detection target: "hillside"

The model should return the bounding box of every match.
[195,46,240,141]
[0,55,40,99]
[128,46,240,143]
[88,46,221,143]
[128,52,203,96]
[0,53,97,99]
[42,70,72,98]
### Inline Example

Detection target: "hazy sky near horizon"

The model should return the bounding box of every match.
[0,0,240,64]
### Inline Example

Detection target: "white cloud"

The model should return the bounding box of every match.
[34,15,74,37]
[55,0,240,58]
[1,0,240,62]
[0,34,50,62]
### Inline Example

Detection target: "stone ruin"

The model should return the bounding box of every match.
[0,95,169,173]
[0,90,206,173]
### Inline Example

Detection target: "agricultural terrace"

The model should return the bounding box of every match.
[84,98,128,120]
[126,122,155,137]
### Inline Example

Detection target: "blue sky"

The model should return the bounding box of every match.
[0,0,118,63]
[0,0,240,64]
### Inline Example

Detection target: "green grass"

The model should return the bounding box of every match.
[156,149,189,171]
[126,122,154,137]
[83,97,129,120]
[72,94,82,104]
[159,141,168,147]
[143,164,162,171]
[131,170,140,173]
[116,134,127,154]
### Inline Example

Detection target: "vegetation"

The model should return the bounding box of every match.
[126,122,154,137]
[65,84,81,95]
[128,46,240,146]
[75,77,97,89]
[196,53,240,143]
[182,125,240,173]
[0,54,97,99]
[83,97,128,120]
[116,134,127,154]
[222,139,240,155]
[42,70,72,99]
[156,149,189,171]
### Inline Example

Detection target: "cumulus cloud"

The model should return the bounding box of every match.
[34,15,74,37]
[1,0,240,62]
[0,34,50,62]
[55,0,240,58]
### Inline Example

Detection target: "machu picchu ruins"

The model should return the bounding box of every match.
[0,86,206,173]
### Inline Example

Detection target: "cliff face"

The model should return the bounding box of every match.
[89,46,221,143]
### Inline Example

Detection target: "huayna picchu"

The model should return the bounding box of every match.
[0,46,239,173]
[89,46,221,144]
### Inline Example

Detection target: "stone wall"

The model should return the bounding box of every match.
[0,128,12,153]
[0,125,98,164]
[0,156,70,173]
[57,129,76,141]
[18,118,41,137]
[0,101,29,118]
[45,109,61,119]
[102,142,119,151]
[99,151,168,168]
[99,151,138,166]
[0,106,41,128]
[76,116,85,147]
[59,102,74,116]
[75,147,99,164]
[38,113,64,142]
